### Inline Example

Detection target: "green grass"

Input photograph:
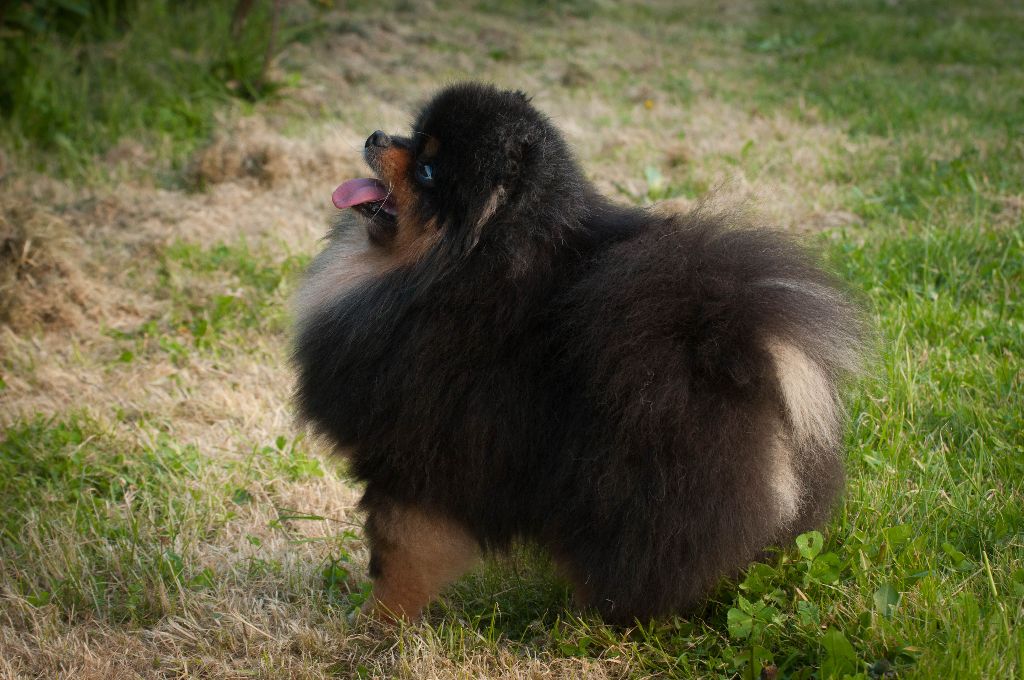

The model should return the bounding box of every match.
[0,0,316,179]
[0,415,328,624]
[0,415,226,623]
[156,240,308,338]
[738,0,1024,229]
[106,240,308,366]
[742,0,1024,136]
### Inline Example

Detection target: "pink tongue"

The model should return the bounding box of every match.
[332,178,388,209]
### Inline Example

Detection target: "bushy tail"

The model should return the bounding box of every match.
[669,211,868,529]
[570,210,868,424]
[663,211,866,444]
[740,245,866,451]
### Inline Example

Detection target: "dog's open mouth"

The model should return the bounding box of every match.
[332,178,398,223]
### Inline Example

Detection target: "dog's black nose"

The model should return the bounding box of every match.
[366,130,391,148]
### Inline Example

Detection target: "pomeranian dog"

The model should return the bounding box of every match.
[293,83,864,623]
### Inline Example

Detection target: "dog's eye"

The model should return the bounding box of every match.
[415,161,435,187]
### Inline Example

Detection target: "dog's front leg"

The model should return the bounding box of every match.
[363,500,479,621]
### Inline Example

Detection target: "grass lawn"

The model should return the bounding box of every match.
[1,1,1021,678]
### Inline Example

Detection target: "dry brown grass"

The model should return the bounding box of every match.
[0,183,88,330]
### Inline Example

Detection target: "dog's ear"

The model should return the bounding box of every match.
[450,184,504,259]
[446,183,506,260]
[471,184,507,238]
[500,122,540,184]
[460,113,539,254]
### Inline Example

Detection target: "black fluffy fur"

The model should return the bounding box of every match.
[294,83,865,622]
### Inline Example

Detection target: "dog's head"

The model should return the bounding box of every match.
[332,83,584,263]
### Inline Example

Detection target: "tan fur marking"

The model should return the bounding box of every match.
[767,340,840,448]
[473,186,505,235]
[769,433,801,526]
[368,506,479,621]
[422,136,440,157]
[392,216,441,266]
[378,147,441,265]
[376,146,415,214]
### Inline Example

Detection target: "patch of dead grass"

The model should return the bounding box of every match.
[187,116,363,191]
[0,191,87,331]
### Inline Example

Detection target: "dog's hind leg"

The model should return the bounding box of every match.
[363,499,480,621]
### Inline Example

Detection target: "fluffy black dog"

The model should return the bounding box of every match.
[293,83,864,623]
